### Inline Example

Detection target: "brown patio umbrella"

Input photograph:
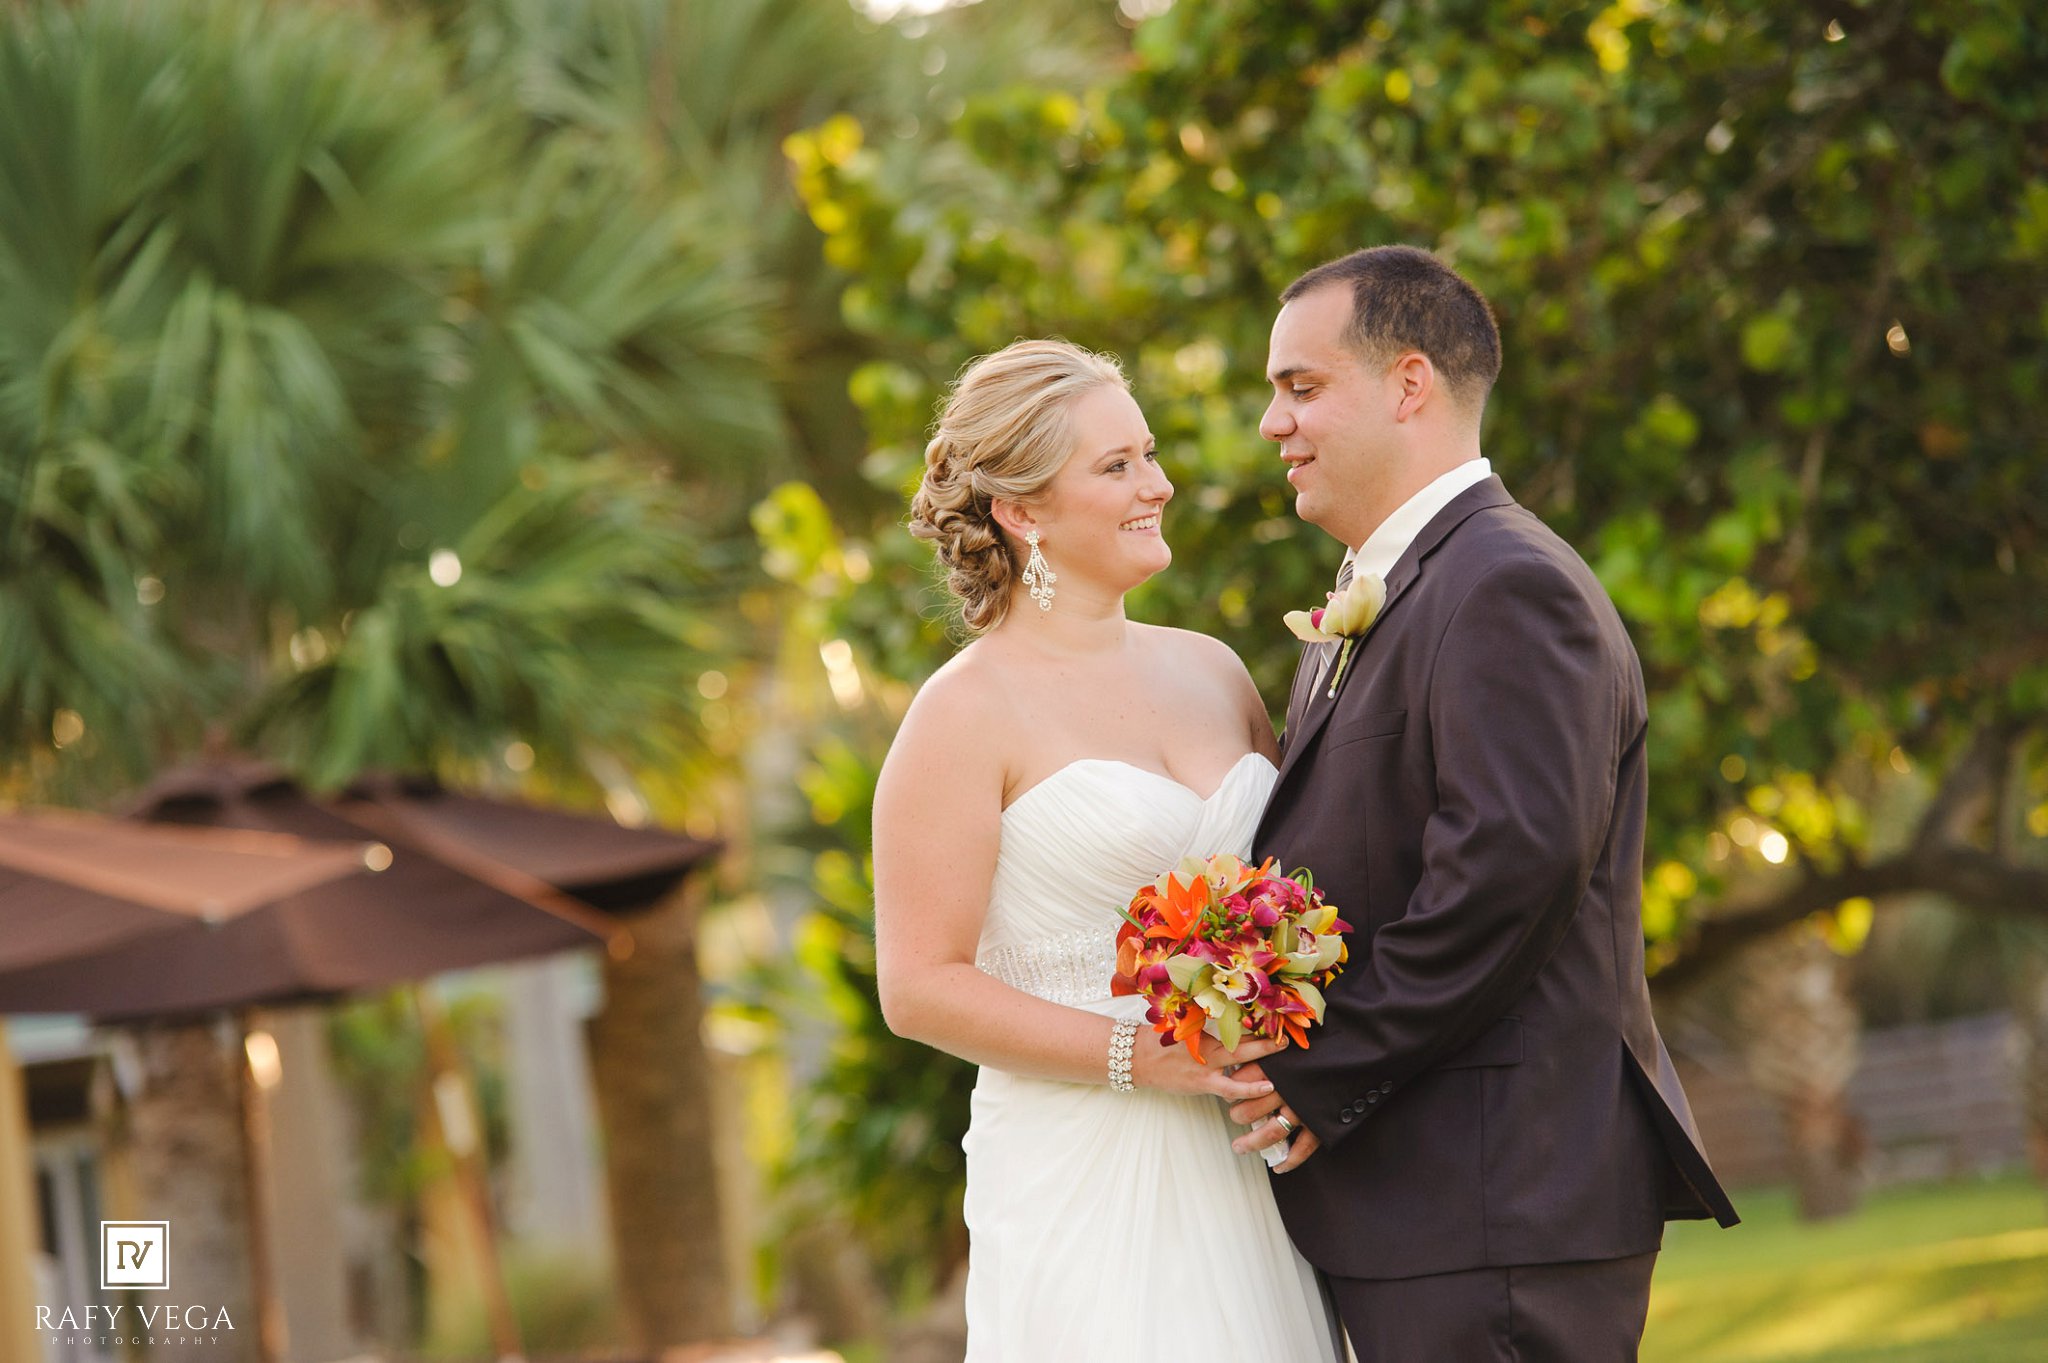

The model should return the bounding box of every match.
[0,810,380,974]
[343,771,720,913]
[0,808,383,1363]
[0,765,627,1363]
[0,760,628,1019]
[0,759,714,1363]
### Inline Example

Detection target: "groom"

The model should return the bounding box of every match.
[1229,246,1739,1361]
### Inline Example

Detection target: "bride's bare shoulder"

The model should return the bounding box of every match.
[883,639,1015,783]
[909,636,1014,716]
[1135,623,1254,685]
[1134,623,1275,754]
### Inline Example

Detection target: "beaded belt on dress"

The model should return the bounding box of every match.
[976,929,1120,1006]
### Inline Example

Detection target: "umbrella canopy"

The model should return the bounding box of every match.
[0,810,377,974]
[0,761,624,1020]
[343,772,720,912]
[0,763,704,1363]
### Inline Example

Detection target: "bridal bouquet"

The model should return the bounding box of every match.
[1110,853,1350,1066]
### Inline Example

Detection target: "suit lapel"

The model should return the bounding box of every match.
[1271,659,1343,791]
[1267,476,1514,795]
[1280,642,1320,756]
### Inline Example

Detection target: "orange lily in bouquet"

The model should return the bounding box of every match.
[1110,853,1351,1071]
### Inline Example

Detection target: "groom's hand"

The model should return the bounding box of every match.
[1226,1061,1321,1171]
[1268,1124,1320,1173]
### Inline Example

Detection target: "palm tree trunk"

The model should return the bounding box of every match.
[1737,930,1868,1220]
[126,1017,257,1362]
[587,871,732,1348]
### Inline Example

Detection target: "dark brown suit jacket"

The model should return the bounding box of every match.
[1256,476,1738,1282]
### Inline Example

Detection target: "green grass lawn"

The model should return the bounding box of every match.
[1644,1173,2048,1363]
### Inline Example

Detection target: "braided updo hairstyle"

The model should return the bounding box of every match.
[909,339,1128,635]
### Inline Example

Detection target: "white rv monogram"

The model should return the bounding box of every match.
[98,1221,169,1290]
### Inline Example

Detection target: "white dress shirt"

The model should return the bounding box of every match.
[1342,457,1494,584]
[1308,459,1495,698]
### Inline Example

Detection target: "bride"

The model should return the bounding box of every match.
[872,340,1338,1360]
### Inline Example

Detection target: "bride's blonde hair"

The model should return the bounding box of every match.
[908,339,1127,634]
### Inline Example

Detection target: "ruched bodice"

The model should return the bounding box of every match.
[974,753,1279,1006]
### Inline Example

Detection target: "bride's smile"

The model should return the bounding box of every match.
[1002,382,1174,600]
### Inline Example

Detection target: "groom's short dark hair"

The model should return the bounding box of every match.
[1282,246,1501,408]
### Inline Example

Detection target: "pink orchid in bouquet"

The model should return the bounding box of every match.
[1110,853,1350,1065]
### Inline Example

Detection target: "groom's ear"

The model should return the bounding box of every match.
[1390,351,1436,422]
[989,498,1038,541]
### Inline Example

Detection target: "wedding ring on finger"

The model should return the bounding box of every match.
[1272,1112,1298,1138]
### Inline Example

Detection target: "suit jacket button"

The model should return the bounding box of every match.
[1339,1109,1354,1124]
[1379,1082,1394,1096]
[1365,1092,1379,1105]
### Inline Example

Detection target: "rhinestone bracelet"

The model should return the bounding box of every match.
[1108,1018,1139,1093]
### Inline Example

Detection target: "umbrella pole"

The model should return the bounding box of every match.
[412,986,525,1363]
[235,1008,290,1363]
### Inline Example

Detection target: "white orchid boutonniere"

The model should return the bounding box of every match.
[1284,570,1387,698]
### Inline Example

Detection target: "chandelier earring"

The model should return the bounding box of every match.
[1022,529,1057,611]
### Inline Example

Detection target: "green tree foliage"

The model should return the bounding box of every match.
[409,0,1129,516]
[773,0,2048,1277]
[0,8,803,1350]
[0,0,779,798]
[798,0,2048,942]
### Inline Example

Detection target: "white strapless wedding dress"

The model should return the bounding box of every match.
[962,752,1338,1362]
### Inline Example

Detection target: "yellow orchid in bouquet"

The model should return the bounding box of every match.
[1284,567,1387,698]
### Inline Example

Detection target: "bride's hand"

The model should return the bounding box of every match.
[1131,1033,1286,1102]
